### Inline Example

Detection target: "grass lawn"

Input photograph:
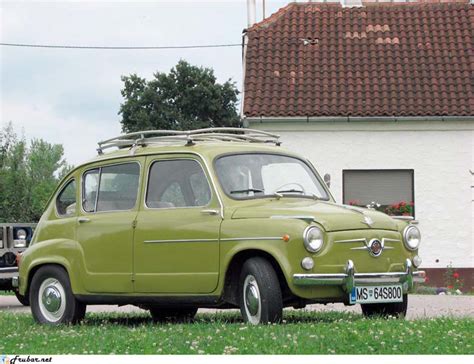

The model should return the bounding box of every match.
[0,311,472,354]
[0,291,14,296]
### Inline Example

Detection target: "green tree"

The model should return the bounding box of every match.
[119,60,240,132]
[0,122,71,222]
[26,139,69,218]
[0,125,28,222]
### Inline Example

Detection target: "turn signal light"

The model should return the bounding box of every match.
[16,253,22,267]
[282,234,290,242]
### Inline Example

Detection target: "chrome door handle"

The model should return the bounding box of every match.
[78,217,91,223]
[201,209,219,215]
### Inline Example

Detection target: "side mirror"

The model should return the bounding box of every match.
[323,173,331,188]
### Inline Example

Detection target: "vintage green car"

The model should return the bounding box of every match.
[15,128,424,325]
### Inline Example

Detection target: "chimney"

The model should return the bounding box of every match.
[342,0,363,7]
[247,0,256,27]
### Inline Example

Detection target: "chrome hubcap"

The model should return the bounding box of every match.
[38,278,66,322]
[42,286,61,312]
[243,275,261,324]
[245,283,259,315]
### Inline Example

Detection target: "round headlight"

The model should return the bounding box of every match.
[303,226,324,253]
[403,225,421,251]
[16,229,27,240]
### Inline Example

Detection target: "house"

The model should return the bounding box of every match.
[241,0,473,290]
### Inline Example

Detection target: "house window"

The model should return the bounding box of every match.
[343,170,415,217]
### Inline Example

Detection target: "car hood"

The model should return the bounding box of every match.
[231,199,399,232]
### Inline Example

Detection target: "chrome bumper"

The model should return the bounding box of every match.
[0,267,19,290]
[293,259,425,293]
[0,266,18,280]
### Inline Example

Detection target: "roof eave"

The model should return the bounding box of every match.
[244,115,474,124]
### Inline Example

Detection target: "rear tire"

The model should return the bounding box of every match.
[361,294,408,318]
[149,307,198,322]
[29,265,86,325]
[238,257,283,324]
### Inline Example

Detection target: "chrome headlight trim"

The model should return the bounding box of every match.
[303,226,324,253]
[403,225,421,251]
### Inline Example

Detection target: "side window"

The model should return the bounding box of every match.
[83,169,99,212]
[190,171,211,206]
[56,180,77,216]
[161,182,186,207]
[146,159,212,209]
[97,164,140,212]
[82,163,140,213]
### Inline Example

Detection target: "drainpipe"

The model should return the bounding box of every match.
[247,0,256,27]
[243,0,257,127]
[241,30,249,126]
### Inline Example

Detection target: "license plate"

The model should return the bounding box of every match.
[349,285,403,304]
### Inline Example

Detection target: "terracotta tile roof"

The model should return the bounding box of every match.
[243,1,474,118]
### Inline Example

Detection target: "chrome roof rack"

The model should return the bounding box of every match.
[97,128,281,154]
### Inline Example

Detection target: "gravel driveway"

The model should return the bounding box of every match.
[1,294,473,320]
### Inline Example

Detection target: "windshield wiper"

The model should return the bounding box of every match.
[276,190,322,200]
[230,188,264,194]
[276,189,305,194]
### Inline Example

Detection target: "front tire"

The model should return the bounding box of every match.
[361,294,408,318]
[238,257,283,324]
[29,265,86,325]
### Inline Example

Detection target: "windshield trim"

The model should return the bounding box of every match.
[213,152,331,202]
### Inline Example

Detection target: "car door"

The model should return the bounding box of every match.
[133,155,222,294]
[76,159,144,293]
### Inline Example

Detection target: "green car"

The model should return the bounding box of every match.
[15,128,425,325]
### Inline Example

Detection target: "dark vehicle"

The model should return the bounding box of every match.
[0,223,35,305]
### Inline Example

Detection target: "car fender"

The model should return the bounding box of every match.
[19,238,86,296]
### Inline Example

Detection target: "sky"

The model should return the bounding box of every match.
[0,0,288,166]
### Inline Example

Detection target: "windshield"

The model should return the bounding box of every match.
[215,153,329,200]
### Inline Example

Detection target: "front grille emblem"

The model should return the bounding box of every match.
[368,238,383,257]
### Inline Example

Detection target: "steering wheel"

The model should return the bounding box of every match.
[272,182,306,194]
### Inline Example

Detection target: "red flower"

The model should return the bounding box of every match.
[409,202,414,206]
[402,212,410,216]
[453,272,460,279]
[447,285,454,289]
[424,277,429,283]
[400,201,406,207]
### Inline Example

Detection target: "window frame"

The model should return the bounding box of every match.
[81,161,142,214]
[55,178,77,218]
[342,169,415,217]
[144,157,214,210]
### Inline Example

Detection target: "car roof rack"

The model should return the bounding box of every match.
[97,127,281,154]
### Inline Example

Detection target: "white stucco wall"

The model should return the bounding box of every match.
[250,120,474,269]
